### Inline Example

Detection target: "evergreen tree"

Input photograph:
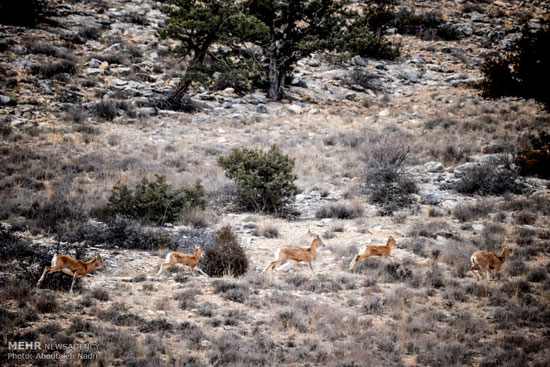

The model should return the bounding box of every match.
[159,0,398,102]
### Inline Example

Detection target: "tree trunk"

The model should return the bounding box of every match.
[267,35,280,100]
[165,48,209,108]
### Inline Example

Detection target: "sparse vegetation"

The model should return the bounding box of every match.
[454,162,524,196]
[361,130,416,215]
[315,202,363,219]
[1,0,549,366]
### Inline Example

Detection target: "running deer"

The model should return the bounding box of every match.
[470,247,511,281]
[36,254,103,293]
[157,245,207,279]
[262,235,324,278]
[349,236,395,271]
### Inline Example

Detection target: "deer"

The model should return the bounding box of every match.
[157,245,207,279]
[349,236,396,271]
[262,234,324,278]
[470,247,511,281]
[36,253,103,293]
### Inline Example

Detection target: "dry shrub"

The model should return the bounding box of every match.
[204,225,249,277]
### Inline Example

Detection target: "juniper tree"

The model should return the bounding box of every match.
[218,145,298,213]
[159,0,398,102]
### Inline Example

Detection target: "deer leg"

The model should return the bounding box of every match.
[37,266,52,286]
[308,262,318,278]
[263,260,279,274]
[157,263,168,277]
[195,267,208,277]
[83,276,91,290]
[349,255,359,271]
[70,273,78,293]
[470,264,479,280]
[190,267,198,285]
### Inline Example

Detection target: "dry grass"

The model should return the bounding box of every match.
[0,0,549,365]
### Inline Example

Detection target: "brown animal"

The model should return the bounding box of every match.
[349,236,395,271]
[157,245,207,279]
[36,254,103,293]
[263,235,324,277]
[470,247,511,280]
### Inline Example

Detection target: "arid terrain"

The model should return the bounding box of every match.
[1,0,549,366]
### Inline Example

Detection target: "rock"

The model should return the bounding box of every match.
[103,43,122,52]
[352,55,367,66]
[378,108,390,117]
[111,67,131,76]
[287,104,303,114]
[424,161,444,173]
[451,22,473,37]
[85,67,103,76]
[0,95,16,106]
[131,97,150,107]
[527,22,541,31]
[398,66,419,83]
[410,55,424,64]
[470,11,489,23]
[453,162,479,177]
[89,58,102,68]
[308,60,321,67]
[290,78,308,87]
[252,93,266,104]
[256,105,268,113]
[421,193,442,205]
[243,223,258,230]
[198,93,215,101]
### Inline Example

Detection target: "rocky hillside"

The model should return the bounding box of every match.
[1,0,549,366]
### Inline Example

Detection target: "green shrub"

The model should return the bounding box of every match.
[218,145,298,213]
[478,25,549,110]
[106,175,206,225]
[515,131,550,179]
[0,0,50,27]
[204,225,248,277]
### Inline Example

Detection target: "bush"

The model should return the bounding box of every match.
[255,224,279,238]
[204,225,248,277]
[515,131,550,179]
[212,279,249,303]
[25,194,87,234]
[30,60,77,78]
[454,163,524,196]
[218,145,298,213]
[452,200,494,222]
[347,69,382,92]
[0,0,50,27]
[56,217,177,251]
[106,175,206,225]
[417,343,470,367]
[91,101,119,121]
[315,203,363,219]
[478,24,550,110]
[362,131,416,215]
[33,291,58,313]
[527,267,547,283]
[393,9,463,40]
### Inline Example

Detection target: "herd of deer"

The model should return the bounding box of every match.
[35,234,512,293]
